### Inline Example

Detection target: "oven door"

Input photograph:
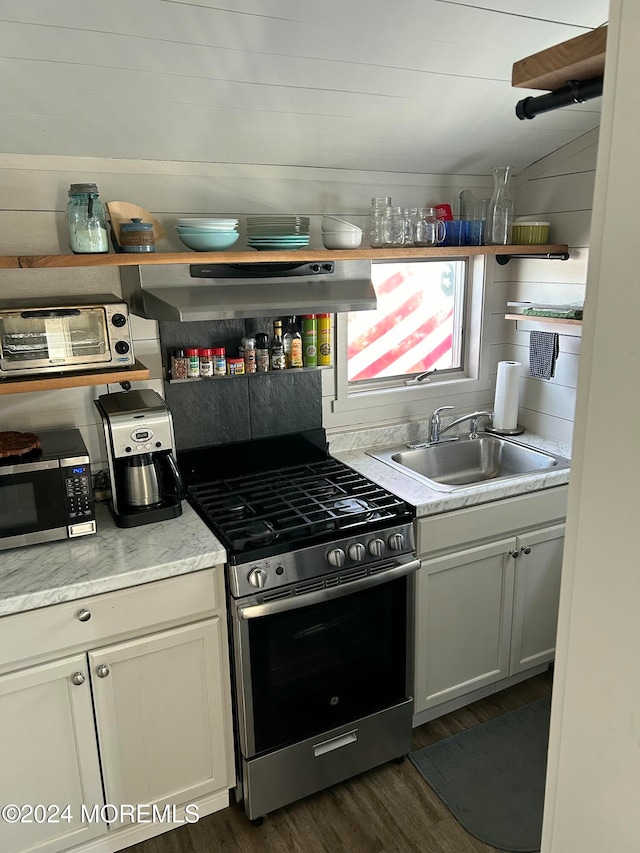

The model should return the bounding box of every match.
[230,555,419,758]
[0,306,111,374]
[0,461,67,549]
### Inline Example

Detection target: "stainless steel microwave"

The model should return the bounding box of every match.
[0,294,135,377]
[0,428,96,551]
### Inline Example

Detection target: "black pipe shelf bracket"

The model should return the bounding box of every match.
[496,251,570,266]
[515,76,604,120]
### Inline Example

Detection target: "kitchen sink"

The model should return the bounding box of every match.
[368,434,571,492]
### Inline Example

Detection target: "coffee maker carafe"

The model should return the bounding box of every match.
[95,389,183,528]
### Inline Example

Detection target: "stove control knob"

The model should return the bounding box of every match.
[248,568,267,589]
[327,548,346,568]
[348,543,366,562]
[387,532,405,551]
[368,538,385,557]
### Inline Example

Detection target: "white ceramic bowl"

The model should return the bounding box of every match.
[322,231,362,249]
[321,215,362,233]
[176,218,238,230]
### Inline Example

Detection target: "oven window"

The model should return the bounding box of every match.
[0,470,66,538]
[0,482,38,529]
[248,576,409,754]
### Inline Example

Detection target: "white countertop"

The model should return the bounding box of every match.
[332,431,571,517]
[0,502,226,617]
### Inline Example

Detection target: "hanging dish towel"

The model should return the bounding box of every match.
[529,331,559,379]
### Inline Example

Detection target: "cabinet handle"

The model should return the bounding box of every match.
[521,546,532,555]
[71,672,85,686]
[509,549,519,558]
[77,608,92,622]
[96,664,110,678]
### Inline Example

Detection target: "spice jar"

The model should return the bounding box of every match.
[213,347,227,376]
[119,218,155,253]
[170,348,188,380]
[199,347,214,378]
[66,183,109,254]
[227,357,245,376]
[185,348,200,379]
[242,337,257,374]
[255,333,270,373]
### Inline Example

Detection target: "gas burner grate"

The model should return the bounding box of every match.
[187,457,408,555]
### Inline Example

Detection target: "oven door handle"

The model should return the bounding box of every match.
[236,556,421,620]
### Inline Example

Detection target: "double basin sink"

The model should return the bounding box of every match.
[368,434,571,492]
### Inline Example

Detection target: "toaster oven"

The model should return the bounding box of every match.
[0,294,135,377]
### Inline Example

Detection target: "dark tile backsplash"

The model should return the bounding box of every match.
[159,319,324,449]
[249,370,322,439]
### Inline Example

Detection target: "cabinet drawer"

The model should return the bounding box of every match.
[0,568,220,672]
[416,486,568,556]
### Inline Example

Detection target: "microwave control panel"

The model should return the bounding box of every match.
[62,463,95,524]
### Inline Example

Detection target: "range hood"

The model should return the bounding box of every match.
[119,260,376,321]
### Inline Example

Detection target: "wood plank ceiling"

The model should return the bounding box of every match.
[0,0,608,175]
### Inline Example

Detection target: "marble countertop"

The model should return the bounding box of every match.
[332,430,572,517]
[0,502,226,617]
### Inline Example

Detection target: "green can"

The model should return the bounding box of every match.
[302,314,318,367]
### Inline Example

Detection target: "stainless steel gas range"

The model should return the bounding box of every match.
[178,432,419,824]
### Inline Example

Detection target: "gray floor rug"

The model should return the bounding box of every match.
[409,697,551,852]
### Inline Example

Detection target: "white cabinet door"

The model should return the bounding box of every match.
[0,655,105,853]
[509,523,565,675]
[414,537,516,713]
[89,618,231,825]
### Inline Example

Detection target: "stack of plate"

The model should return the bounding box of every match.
[175,218,239,251]
[247,216,310,251]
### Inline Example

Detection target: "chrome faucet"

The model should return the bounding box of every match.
[429,407,494,443]
[429,405,454,443]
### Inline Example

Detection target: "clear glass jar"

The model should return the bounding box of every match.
[414,207,447,247]
[66,183,109,253]
[403,208,419,246]
[368,196,392,248]
[485,165,514,246]
[381,206,406,246]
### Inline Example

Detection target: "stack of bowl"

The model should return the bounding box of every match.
[246,216,310,251]
[321,216,363,249]
[175,217,239,251]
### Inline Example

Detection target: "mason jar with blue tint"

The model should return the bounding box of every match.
[66,183,109,253]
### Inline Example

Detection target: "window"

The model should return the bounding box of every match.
[329,254,492,426]
[347,260,466,386]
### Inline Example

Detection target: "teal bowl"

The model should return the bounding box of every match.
[176,230,240,251]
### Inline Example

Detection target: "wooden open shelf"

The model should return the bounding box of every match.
[0,360,150,396]
[505,313,581,326]
[512,26,607,91]
[0,245,569,269]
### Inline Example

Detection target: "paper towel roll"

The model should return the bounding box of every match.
[493,361,521,431]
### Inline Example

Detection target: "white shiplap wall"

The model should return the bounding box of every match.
[0,152,495,464]
[505,129,598,448]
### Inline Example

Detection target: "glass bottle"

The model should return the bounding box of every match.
[66,183,109,253]
[368,196,392,248]
[485,165,514,246]
[283,316,303,368]
[271,321,286,370]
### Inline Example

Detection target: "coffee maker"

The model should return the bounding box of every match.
[95,389,183,528]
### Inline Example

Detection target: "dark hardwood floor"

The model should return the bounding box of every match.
[124,669,552,853]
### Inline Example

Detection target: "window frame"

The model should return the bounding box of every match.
[329,253,493,421]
